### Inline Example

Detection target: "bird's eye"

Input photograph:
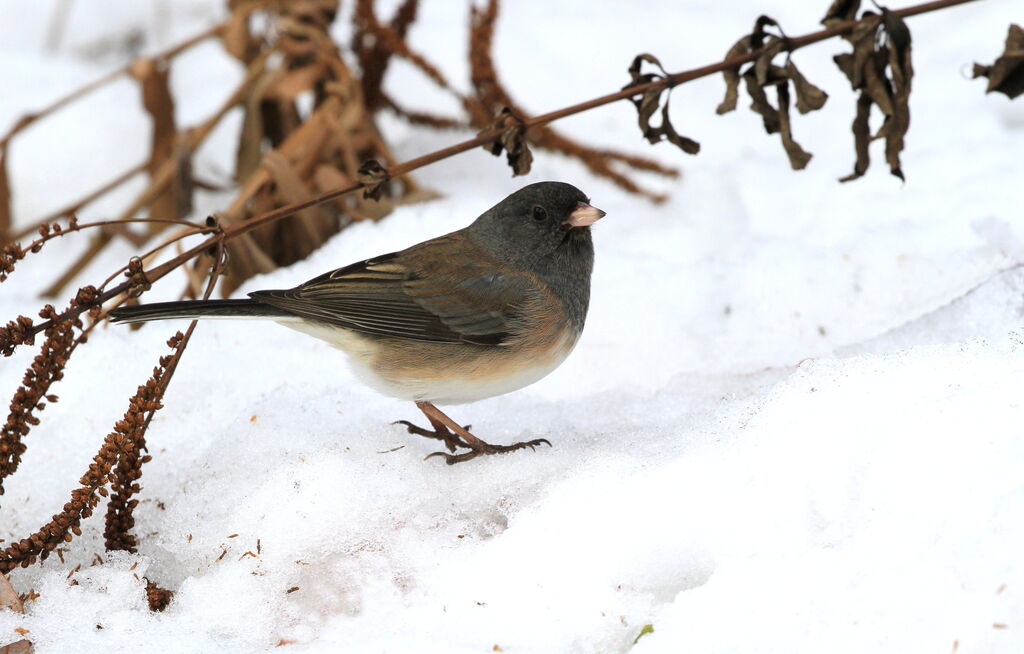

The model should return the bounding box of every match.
[530,205,547,221]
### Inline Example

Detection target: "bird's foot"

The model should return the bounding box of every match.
[393,420,469,453]
[425,437,552,465]
[404,401,552,464]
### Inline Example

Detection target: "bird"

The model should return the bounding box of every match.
[109,181,604,464]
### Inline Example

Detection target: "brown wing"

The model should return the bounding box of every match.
[249,242,535,345]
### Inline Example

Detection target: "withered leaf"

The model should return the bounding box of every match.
[881,8,911,54]
[822,0,860,26]
[717,37,750,115]
[130,57,183,231]
[0,574,30,654]
[0,148,10,243]
[221,6,261,64]
[972,24,1024,100]
[357,159,390,200]
[625,54,700,156]
[263,151,326,251]
[716,16,824,167]
[776,83,812,170]
[479,107,533,176]
[717,16,779,115]
[0,573,23,612]
[655,97,701,155]
[786,58,829,113]
[882,9,913,181]
[754,40,785,88]
[840,92,873,182]
[743,69,780,134]
[749,15,779,50]
[832,7,912,182]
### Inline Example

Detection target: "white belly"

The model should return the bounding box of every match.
[277,319,578,405]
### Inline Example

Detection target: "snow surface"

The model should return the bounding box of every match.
[1,1,1023,652]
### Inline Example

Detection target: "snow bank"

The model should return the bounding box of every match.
[0,1,1022,652]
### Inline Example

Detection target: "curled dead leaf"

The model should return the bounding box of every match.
[479,107,533,176]
[786,58,829,113]
[625,54,700,155]
[822,0,861,27]
[717,17,824,169]
[775,83,812,170]
[833,6,913,181]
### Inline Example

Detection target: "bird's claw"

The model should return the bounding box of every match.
[392,419,466,453]
[423,437,552,465]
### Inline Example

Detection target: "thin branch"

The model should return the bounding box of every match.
[8,162,149,244]
[0,23,225,148]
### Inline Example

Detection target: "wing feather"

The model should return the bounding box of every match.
[249,247,533,345]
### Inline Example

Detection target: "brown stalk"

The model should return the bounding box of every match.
[5,0,981,348]
[104,243,223,553]
[37,51,271,298]
[0,303,84,494]
[7,161,148,244]
[0,326,189,573]
[465,0,678,200]
[0,23,224,149]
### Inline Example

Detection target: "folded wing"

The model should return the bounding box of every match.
[249,250,534,345]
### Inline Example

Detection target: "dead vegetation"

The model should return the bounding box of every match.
[0,0,1012,619]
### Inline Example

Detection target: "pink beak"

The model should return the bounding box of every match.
[565,202,606,228]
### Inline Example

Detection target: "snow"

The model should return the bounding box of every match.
[1,1,1023,652]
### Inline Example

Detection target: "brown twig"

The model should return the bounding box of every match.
[104,241,223,553]
[0,23,224,148]
[7,161,149,244]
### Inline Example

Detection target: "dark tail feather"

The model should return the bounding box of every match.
[108,299,293,324]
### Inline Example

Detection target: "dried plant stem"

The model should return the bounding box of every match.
[103,234,223,553]
[8,161,148,243]
[38,51,271,298]
[0,323,190,572]
[12,0,980,344]
[0,23,224,148]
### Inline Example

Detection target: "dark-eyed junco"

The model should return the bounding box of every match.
[109,181,604,463]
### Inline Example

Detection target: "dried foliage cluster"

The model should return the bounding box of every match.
[715,15,828,171]
[825,2,914,181]
[0,0,1014,620]
[0,332,187,575]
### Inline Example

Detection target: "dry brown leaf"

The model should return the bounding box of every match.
[786,58,829,113]
[130,57,185,232]
[743,70,780,134]
[821,0,861,26]
[480,107,534,176]
[263,151,327,251]
[717,17,823,167]
[839,92,873,182]
[0,638,31,654]
[882,9,913,180]
[776,83,812,170]
[833,8,912,181]
[972,24,1024,100]
[236,70,277,183]
[0,574,31,654]
[0,574,22,613]
[716,38,751,115]
[626,54,700,155]
[222,6,261,64]
[716,18,775,116]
